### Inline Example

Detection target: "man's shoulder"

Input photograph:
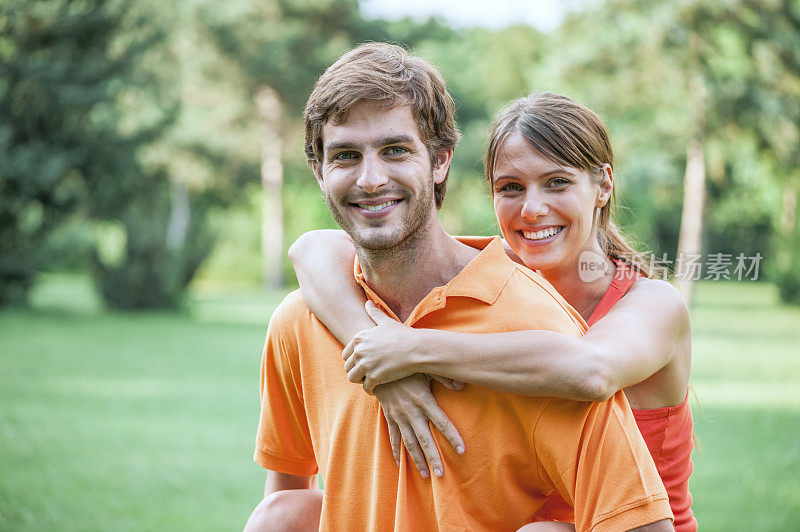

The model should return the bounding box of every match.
[267,289,337,342]
[497,266,588,335]
[267,290,319,335]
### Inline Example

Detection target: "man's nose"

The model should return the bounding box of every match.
[356,155,389,193]
[521,190,549,220]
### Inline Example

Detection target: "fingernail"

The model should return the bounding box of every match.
[454,381,465,389]
[433,468,442,478]
[421,470,429,478]
[456,445,464,454]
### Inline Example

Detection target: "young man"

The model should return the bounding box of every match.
[245,43,674,531]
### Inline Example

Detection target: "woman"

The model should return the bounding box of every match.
[289,93,696,531]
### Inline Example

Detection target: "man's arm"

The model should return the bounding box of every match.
[244,472,321,532]
[630,519,674,531]
[264,471,314,495]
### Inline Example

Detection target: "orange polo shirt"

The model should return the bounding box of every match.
[254,237,672,531]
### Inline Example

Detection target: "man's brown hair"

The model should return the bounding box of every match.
[304,42,461,208]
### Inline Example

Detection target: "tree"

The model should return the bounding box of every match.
[0,0,173,306]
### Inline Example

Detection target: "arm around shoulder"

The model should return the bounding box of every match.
[288,229,373,344]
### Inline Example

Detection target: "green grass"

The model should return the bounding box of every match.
[1,275,799,530]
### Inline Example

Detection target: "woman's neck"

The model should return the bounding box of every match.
[540,246,617,321]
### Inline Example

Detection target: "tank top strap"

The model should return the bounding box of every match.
[586,259,641,327]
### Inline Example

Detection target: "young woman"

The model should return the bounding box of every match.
[289,93,696,531]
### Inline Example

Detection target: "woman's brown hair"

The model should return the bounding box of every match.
[486,93,656,277]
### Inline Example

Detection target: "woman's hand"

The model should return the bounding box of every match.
[374,373,465,479]
[343,301,438,393]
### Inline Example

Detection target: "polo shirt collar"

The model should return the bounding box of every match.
[352,236,517,321]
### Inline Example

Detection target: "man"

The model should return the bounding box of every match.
[245,42,674,531]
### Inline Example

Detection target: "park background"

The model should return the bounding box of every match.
[1,0,799,529]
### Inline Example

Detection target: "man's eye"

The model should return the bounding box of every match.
[385,146,408,156]
[333,152,358,161]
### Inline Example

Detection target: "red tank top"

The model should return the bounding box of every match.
[540,260,698,531]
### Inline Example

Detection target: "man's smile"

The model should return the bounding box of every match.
[351,198,403,217]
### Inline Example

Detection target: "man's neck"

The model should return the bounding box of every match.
[356,220,478,322]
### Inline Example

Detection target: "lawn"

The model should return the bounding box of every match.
[0,275,798,530]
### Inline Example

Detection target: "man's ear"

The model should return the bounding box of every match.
[596,164,613,207]
[433,149,454,184]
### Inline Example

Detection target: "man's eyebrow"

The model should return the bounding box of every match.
[375,135,415,147]
[325,135,416,153]
[325,141,363,152]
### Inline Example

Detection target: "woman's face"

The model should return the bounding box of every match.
[491,131,612,274]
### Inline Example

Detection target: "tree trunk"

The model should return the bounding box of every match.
[781,180,797,234]
[675,58,707,306]
[166,179,190,252]
[675,139,706,305]
[255,86,284,289]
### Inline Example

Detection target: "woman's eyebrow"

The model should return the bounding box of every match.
[539,169,576,178]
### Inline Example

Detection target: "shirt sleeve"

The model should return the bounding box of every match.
[533,392,673,531]
[253,300,318,476]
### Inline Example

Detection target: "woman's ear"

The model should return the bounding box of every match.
[596,164,613,207]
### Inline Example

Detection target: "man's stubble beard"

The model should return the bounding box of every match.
[324,172,437,259]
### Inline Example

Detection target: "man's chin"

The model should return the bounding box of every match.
[351,233,404,251]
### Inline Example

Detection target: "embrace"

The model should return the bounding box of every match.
[245,42,696,532]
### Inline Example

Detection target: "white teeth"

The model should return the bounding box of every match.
[358,200,399,211]
[523,227,562,240]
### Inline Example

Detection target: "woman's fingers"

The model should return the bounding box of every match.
[424,400,465,455]
[364,300,393,325]
[409,416,444,478]
[397,422,430,478]
[347,364,365,384]
[363,376,379,395]
[341,339,355,361]
[343,354,357,373]
[386,421,402,468]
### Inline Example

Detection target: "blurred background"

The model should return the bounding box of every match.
[1,0,798,530]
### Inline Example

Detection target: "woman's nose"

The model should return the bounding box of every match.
[520,190,549,220]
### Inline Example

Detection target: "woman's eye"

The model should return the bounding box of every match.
[546,177,571,189]
[498,182,524,193]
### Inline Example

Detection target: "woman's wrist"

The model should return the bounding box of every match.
[410,328,445,376]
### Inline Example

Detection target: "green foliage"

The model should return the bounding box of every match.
[0,1,128,303]
[91,179,215,310]
[0,0,182,306]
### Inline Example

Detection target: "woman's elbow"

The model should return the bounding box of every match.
[288,230,348,265]
[288,233,310,265]
[575,362,616,402]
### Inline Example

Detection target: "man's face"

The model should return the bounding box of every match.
[315,101,450,251]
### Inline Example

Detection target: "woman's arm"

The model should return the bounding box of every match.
[288,229,372,344]
[345,279,691,402]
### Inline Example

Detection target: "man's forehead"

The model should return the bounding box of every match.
[322,102,422,150]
